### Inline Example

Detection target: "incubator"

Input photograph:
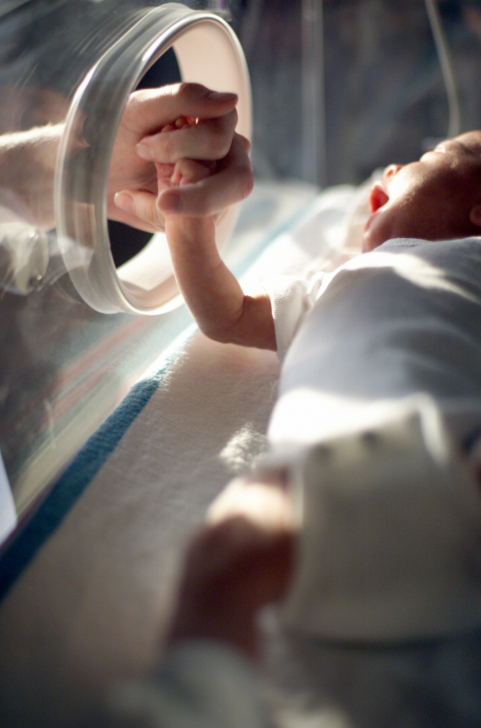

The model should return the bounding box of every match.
[2,0,478,542]
[0,0,254,535]
[2,1,481,727]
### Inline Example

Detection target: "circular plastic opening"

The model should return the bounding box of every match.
[55,3,251,315]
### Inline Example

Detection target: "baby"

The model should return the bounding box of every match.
[116,126,481,452]
[115,119,481,649]
[362,132,481,251]
[117,130,481,347]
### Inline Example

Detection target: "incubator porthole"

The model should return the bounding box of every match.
[108,47,182,270]
[55,3,251,315]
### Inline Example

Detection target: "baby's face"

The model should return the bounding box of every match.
[363,131,481,251]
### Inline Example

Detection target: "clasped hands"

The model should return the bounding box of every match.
[109,82,253,234]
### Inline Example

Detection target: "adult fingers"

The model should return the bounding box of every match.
[127,82,238,137]
[113,157,215,229]
[158,133,253,216]
[137,108,238,164]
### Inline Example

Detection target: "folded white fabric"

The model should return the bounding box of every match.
[105,641,267,728]
[275,397,481,642]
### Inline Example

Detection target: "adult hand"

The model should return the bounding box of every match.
[114,130,252,228]
[108,82,250,231]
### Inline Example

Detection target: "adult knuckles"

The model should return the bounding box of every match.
[236,160,254,200]
[229,147,254,201]
[175,82,211,106]
[202,110,238,159]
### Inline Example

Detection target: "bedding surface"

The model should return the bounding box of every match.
[1,181,481,728]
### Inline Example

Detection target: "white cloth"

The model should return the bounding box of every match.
[260,236,481,641]
[266,236,481,448]
[275,400,481,641]
[104,642,268,728]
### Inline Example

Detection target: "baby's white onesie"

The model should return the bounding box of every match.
[267,236,481,447]
[262,237,481,641]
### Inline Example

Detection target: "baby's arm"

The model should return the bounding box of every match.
[162,134,275,349]
[165,209,276,349]
[116,109,276,350]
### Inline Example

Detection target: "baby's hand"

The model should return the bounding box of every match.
[155,116,217,196]
[114,124,252,230]
[109,83,249,230]
[165,513,295,661]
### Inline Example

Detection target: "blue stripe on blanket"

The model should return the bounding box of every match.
[0,337,193,602]
[0,190,317,602]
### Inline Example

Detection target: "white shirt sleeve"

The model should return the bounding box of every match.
[262,273,325,361]
[104,641,269,728]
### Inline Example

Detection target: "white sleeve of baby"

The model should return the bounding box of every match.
[262,273,325,361]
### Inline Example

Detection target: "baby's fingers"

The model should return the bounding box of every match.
[158,134,253,216]
[168,159,215,187]
[113,158,215,230]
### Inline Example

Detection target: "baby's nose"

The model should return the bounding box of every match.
[383,164,403,180]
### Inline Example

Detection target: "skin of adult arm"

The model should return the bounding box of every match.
[0,124,63,228]
[0,83,239,231]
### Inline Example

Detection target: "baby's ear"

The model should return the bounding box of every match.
[469,203,481,227]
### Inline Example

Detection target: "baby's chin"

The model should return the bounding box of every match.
[362,204,405,251]
[362,218,388,252]
[361,236,381,253]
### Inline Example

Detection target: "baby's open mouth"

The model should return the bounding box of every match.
[368,181,389,214]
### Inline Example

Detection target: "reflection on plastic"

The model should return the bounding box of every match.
[0,1,250,525]
[0,449,16,545]
[55,3,251,314]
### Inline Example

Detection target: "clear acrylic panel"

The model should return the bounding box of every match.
[2,3,481,727]
[0,0,251,533]
[2,0,481,537]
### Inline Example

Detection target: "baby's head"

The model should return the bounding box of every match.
[363,131,481,251]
